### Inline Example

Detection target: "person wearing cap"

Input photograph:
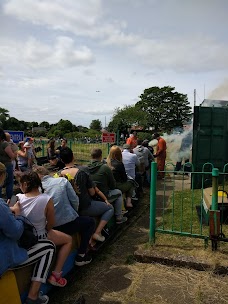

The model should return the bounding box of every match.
[141,140,154,185]
[153,133,167,179]
[24,138,35,169]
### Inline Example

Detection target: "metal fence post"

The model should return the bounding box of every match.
[210,168,220,250]
[116,130,120,146]
[41,141,45,157]
[211,168,219,210]
[149,162,157,243]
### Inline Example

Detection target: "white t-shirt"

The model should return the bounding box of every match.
[17,193,51,238]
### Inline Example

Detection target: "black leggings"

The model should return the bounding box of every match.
[54,216,95,254]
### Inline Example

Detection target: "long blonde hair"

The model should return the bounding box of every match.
[0,162,6,186]
[106,145,122,168]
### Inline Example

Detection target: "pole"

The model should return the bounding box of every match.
[149,162,157,243]
[210,168,219,250]
[194,89,196,107]
[211,168,219,210]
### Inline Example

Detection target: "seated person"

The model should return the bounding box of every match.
[11,171,72,288]
[33,166,95,265]
[48,155,65,170]
[56,138,68,155]
[59,147,114,243]
[106,145,135,208]
[0,162,55,304]
[88,148,127,224]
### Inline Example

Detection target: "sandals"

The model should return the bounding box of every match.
[48,272,67,287]
[92,233,105,242]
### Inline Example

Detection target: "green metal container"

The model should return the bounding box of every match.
[192,105,228,188]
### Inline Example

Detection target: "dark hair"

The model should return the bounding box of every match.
[137,139,143,145]
[60,147,74,164]
[153,133,160,138]
[142,140,149,147]
[0,128,6,141]
[61,138,67,143]
[91,148,102,159]
[19,171,44,193]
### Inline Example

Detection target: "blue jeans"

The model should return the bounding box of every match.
[79,200,114,222]
[108,189,123,217]
[0,163,14,199]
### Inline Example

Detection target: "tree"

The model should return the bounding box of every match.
[5,117,21,130]
[107,105,146,133]
[0,107,10,128]
[89,119,102,131]
[56,119,73,133]
[136,86,192,132]
[39,121,50,130]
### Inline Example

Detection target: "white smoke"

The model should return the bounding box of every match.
[163,127,192,163]
[208,79,228,100]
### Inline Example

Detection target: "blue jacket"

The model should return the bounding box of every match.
[0,199,28,277]
[41,175,79,227]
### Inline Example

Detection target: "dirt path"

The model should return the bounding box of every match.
[48,179,228,304]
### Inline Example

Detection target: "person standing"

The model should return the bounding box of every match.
[126,131,138,151]
[153,133,167,179]
[0,129,16,200]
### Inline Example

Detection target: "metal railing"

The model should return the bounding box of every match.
[34,141,109,165]
[149,162,228,250]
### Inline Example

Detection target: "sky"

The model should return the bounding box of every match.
[1,0,228,128]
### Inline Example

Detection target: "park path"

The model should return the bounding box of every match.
[48,177,228,304]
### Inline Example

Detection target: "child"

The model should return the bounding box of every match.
[11,171,72,287]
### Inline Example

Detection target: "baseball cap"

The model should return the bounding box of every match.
[24,142,31,148]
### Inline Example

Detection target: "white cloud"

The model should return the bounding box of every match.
[0,36,94,69]
[1,0,228,127]
[3,0,228,73]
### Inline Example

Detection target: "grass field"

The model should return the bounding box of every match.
[34,142,110,165]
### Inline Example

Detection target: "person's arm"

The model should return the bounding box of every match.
[95,186,111,205]
[88,187,96,196]
[107,166,116,189]
[65,179,79,211]
[0,201,24,240]
[118,162,128,181]
[17,149,28,158]
[148,149,154,161]
[45,199,55,231]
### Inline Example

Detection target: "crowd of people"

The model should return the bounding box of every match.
[0,128,169,304]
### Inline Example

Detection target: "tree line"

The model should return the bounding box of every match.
[1,86,192,139]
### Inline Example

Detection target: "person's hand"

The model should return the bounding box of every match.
[10,202,21,216]
[105,199,111,206]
